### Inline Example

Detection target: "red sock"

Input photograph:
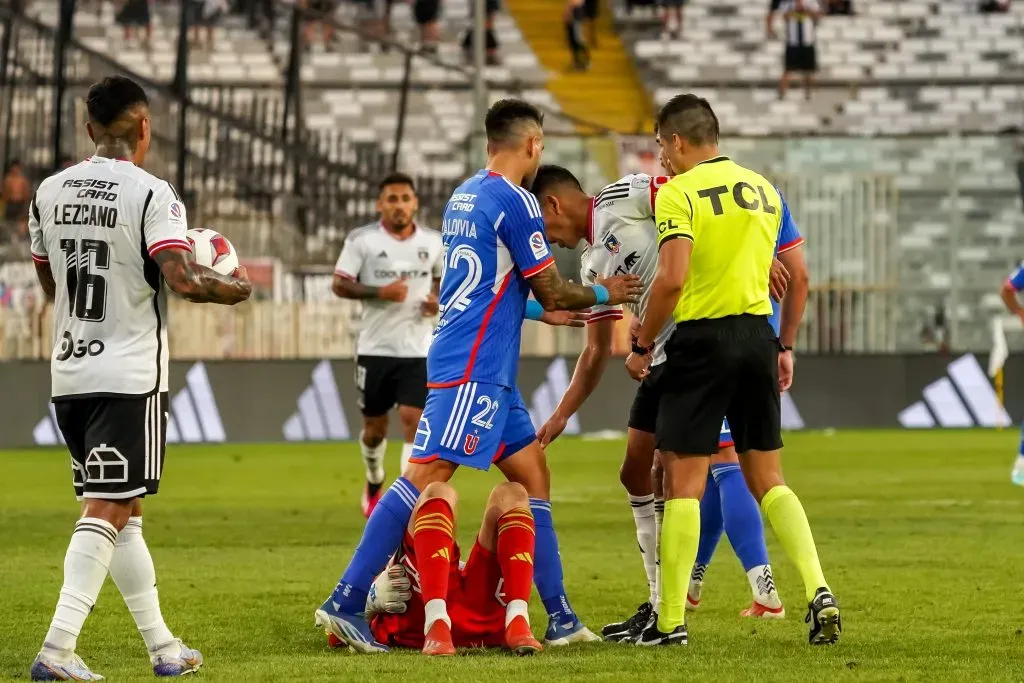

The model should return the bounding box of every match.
[412,498,455,605]
[496,507,536,603]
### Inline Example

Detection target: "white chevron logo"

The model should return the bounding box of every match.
[33,362,226,445]
[528,358,580,437]
[898,354,1011,428]
[282,360,351,440]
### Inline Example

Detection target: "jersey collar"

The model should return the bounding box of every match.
[87,155,132,163]
[585,196,596,245]
[695,155,730,167]
[379,221,418,241]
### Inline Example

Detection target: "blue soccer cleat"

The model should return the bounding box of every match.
[543,615,600,646]
[30,653,104,681]
[315,600,389,654]
[151,639,203,677]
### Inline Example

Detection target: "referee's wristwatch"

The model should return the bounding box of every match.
[780,344,795,353]
[631,336,655,356]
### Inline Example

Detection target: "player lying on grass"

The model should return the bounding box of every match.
[315,98,642,653]
[531,164,797,642]
[325,481,543,656]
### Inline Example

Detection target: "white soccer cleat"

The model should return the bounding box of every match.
[1012,468,1024,487]
[151,639,203,677]
[30,653,104,681]
[543,617,601,646]
[365,564,412,617]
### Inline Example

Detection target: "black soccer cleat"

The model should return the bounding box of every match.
[806,587,841,645]
[634,620,687,647]
[601,602,652,642]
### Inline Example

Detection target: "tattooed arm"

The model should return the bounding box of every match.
[528,265,642,311]
[154,247,251,305]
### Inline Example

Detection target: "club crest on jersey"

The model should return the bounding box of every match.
[418,247,430,262]
[603,234,621,254]
[464,433,480,454]
[631,175,651,189]
[529,231,547,259]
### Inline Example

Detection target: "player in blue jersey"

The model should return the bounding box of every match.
[999,263,1024,486]
[315,98,643,654]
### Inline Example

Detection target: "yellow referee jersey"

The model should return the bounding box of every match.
[655,156,781,323]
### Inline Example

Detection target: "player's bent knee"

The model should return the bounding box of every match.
[487,481,529,512]
[82,497,135,531]
[362,418,388,447]
[420,481,458,509]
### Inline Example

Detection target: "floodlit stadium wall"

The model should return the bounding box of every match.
[0,353,1016,448]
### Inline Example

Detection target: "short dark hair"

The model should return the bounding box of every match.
[86,76,149,128]
[530,165,583,200]
[656,94,719,147]
[378,172,416,194]
[485,98,544,146]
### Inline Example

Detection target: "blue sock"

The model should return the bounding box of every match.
[694,473,723,577]
[530,498,576,623]
[712,463,769,571]
[327,477,420,613]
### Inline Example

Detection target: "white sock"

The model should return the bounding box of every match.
[504,598,529,628]
[400,442,414,475]
[747,564,783,609]
[654,497,664,611]
[360,432,386,485]
[40,518,118,660]
[107,517,178,657]
[423,598,451,632]
[629,494,657,606]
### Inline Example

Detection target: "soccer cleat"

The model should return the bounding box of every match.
[504,615,543,656]
[741,600,786,619]
[601,602,652,642]
[1012,468,1024,487]
[635,621,688,646]
[543,616,600,646]
[315,602,389,654]
[362,482,384,518]
[30,654,104,681]
[806,587,842,645]
[422,620,456,657]
[151,639,203,677]
[686,579,702,611]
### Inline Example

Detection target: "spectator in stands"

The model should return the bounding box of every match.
[461,0,501,66]
[1,160,30,246]
[355,0,393,49]
[979,0,1010,12]
[190,0,228,50]
[825,0,852,14]
[564,0,590,71]
[245,0,275,35]
[303,0,338,50]
[115,0,153,47]
[659,0,684,38]
[413,0,441,53]
[768,0,821,101]
[582,0,599,48]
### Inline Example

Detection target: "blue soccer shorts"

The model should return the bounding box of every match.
[410,381,537,470]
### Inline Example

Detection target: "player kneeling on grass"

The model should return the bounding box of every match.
[324,482,543,656]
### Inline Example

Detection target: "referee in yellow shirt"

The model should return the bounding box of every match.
[627,94,840,647]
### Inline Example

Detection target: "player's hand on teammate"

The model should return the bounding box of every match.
[769,258,790,302]
[421,293,440,316]
[778,349,795,392]
[540,309,588,328]
[537,413,569,446]
[625,351,651,381]
[379,279,409,303]
[598,274,644,306]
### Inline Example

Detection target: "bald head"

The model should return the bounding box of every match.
[656,94,719,148]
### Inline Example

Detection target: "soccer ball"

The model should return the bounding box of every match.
[186,228,239,276]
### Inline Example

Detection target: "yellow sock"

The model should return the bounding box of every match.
[761,485,829,602]
[657,498,700,632]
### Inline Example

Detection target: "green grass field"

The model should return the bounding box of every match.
[2,431,1023,681]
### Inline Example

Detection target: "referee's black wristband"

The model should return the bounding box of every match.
[631,336,654,355]
[780,344,794,352]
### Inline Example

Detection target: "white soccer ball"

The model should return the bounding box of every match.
[186,228,239,276]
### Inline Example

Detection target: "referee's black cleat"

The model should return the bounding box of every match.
[601,602,652,642]
[806,587,841,645]
[634,620,687,647]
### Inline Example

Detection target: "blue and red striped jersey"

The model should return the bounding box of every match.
[428,170,555,388]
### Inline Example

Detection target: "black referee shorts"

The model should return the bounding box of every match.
[655,314,782,456]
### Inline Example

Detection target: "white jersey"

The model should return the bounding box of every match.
[29,156,191,399]
[334,222,444,358]
[581,173,675,366]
